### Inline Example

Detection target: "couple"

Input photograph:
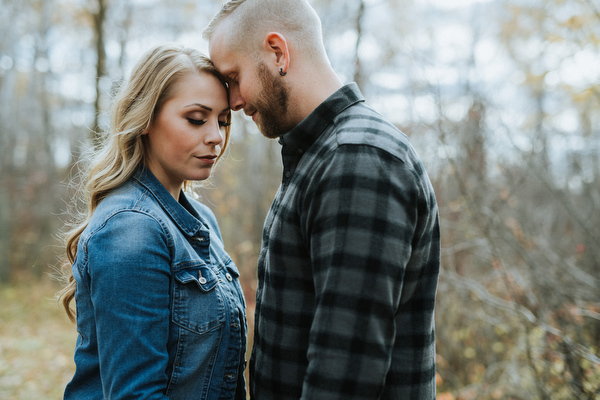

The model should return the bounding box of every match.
[59,0,440,399]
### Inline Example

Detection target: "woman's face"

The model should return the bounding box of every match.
[144,72,230,198]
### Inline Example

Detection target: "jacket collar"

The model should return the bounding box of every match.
[132,166,207,239]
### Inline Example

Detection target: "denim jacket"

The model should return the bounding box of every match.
[64,167,247,400]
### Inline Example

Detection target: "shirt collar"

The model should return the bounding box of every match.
[279,83,365,153]
[133,166,205,237]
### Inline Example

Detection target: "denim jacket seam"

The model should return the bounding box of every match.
[80,207,174,268]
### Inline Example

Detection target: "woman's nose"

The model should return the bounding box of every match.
[207,122,224,145]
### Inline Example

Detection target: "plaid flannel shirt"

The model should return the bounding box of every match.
[249,83,440,400]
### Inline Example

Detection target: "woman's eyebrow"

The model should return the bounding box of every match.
[184,104,229,114]
[184,103,212,111]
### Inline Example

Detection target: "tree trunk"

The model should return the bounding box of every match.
[91,0,107,147]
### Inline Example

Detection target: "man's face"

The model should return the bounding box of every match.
[251,62,290,139]
[209,31,292,139]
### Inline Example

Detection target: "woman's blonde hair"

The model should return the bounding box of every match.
[58,43,231,321]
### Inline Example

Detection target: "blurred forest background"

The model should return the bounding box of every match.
[1,0,599,398]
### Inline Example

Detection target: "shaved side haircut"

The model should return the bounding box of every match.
[203,0,327,62]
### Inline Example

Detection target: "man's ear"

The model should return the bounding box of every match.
[264,32,290,74]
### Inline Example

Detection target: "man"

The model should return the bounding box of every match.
[204,1,440,399]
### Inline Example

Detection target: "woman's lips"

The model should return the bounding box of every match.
[196,155,217,165]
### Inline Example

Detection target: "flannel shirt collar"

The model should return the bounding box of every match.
[279,83,365,153]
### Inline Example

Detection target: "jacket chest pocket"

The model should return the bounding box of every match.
[172,264,225,334]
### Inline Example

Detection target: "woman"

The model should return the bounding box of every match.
[58,43,247,399]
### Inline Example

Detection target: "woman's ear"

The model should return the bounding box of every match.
[264,32,290,75]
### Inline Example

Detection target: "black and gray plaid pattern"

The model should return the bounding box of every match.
[250,84,440,400]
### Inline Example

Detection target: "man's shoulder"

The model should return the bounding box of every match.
[328,102,416,162]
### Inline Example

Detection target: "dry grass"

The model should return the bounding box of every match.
[0,278,253,399]
[0,279,77,399]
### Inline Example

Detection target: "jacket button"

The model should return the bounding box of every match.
[225,373,235,380]
[225,273,233,281]
[199,277,207,284]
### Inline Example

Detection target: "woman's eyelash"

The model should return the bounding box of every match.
[188,118,230,128]
[187,118,205,126]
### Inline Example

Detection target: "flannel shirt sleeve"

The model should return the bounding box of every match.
[300,143,422,399]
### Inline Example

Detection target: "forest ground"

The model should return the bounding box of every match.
[0,279,77,400]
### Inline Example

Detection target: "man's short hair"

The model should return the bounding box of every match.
[203,0,326,61]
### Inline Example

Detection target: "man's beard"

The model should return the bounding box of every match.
[254,62,291,139]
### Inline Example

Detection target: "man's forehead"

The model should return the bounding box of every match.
[209,48,235,76]
[209,28,234,63]
[208,27,225,57]
[210,38,246,76]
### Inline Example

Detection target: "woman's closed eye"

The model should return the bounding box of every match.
[188,118,230,128]
[187,118,206,126]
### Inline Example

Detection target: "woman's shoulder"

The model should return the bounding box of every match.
[86,182,166,235]
[94,182,148,214]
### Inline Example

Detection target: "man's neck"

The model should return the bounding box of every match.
[289,63,343,124]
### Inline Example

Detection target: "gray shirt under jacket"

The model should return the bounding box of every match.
[249,83,441,400]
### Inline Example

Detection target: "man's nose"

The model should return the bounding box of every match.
[229,85,245,111]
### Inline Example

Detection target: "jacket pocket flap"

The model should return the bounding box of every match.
[225,260,240,278]
[175,266,218,292]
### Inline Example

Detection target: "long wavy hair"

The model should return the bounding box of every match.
[58,43,231,321]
